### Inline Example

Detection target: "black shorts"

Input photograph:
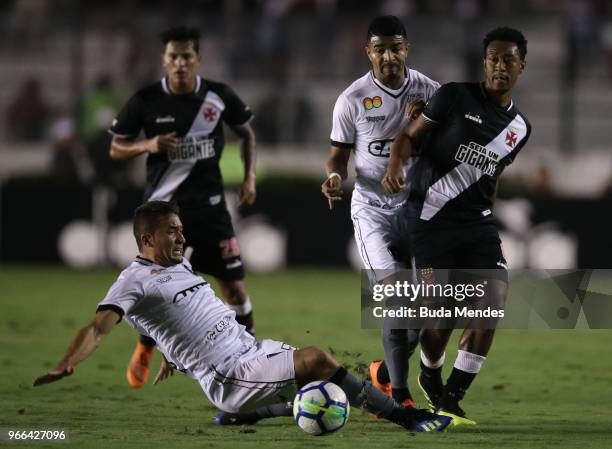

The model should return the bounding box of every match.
[411,220,507,283]
[180,204,245,281]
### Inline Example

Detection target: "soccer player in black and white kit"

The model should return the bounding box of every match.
[108,27,257,388]
[321,16,440,409]
[33,201,451,434]
[383,27,531,424]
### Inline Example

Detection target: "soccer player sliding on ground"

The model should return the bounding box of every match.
[382,27,531,425]
[109,26,257,389]
[33,201,451,434]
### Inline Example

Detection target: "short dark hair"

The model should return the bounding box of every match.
[367,15,407,41]
[161,26,200,53]
[133,201,180,250]
[483,27,527,60]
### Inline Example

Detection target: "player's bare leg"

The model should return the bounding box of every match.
[217,279,255,335]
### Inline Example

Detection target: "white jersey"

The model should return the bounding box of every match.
[330,69,440,209]
[97,256,254,381]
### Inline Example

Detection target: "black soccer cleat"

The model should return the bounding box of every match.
[393,406,452,432]
[215,411,260,426]
[418,371,444,411]
[436,400,476,426]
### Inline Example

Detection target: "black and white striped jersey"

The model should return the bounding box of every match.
[109,76,253,207]
[411,82,531,225]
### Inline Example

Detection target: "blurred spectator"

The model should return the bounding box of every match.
[602,12,612,82]
[6,77,50,142]
[86,108,134,189]
[49,117,92,185]
[6,0,47,49]
[81,75,122,141]
[292,93,315,145]
[124,30,161,90]
[456,0,483,82]
[530,165,554,196]
[254,92,281,145]
[253,88,315,146]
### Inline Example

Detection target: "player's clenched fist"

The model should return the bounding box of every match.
[381,166,405,194]
[405,99,426,120]
[321,173,343,210]
[147,132,179,154]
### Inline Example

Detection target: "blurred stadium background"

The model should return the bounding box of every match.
[1,3,612,447]
[1,0,611,271]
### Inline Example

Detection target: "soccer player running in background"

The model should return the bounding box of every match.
[382,27,531,424]
[108,27,257,388]
[33,201,452,434]
[320,15,440,408]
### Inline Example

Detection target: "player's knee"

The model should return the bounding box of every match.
[484,279,507,310]
[298,347,338,381]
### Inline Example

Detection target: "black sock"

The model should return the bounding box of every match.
[255,402,293,419]
[328,367,395,418]
[421,360,442,388]
[420,360,442,381]
[241,402,292,421]
[391,387,412,403]
[442,367,476,404]
[139,335,156,347]
[376,360,390,384]
[225,402,292,424]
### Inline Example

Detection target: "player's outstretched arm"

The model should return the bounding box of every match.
[153,353,175,385]
[33,310,120,386]
[109,133,178,160]
[382,115,434,194]
[321,146,351,210]
[231,124,257,207]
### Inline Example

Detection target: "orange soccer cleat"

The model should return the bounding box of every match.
[126,342,154,388]
[368,360,392,397]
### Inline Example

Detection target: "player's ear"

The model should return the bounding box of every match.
[518,58,526,74]
[142,233,154,248]
[365,44,372,61]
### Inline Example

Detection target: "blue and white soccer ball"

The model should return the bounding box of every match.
[293,380,350,436]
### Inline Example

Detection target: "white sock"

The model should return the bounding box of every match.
[227,296,252,316]
[420,351,446,369]
[454,349,486,374]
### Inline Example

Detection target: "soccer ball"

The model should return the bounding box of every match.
[293,380,350,436]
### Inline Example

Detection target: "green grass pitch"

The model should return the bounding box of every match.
[1,266,611,448]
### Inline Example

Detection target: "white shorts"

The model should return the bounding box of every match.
[200,339,297,413]
[351,199,414,282]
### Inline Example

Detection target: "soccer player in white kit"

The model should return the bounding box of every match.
[321,16,441,408]
[32,201,451,432]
